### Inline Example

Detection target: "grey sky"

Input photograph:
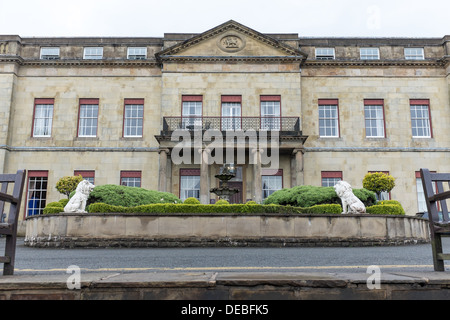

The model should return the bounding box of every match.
[0,0,448,37]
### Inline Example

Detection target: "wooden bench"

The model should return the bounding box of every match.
[0,170,26,275]
[420,168,450,271]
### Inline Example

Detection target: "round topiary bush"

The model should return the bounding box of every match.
[183,197,201,204]
[215,199,230,205]
[86,184,181,207]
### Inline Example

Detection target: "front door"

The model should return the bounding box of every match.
[228,181,243,204]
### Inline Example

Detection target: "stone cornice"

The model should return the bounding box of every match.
[0,57,159,67]
[304,59,446,68]
[157,55,304,64]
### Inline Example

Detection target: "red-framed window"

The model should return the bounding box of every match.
[260,95,281,130]
[221,95,242,130]
[181,95,202,129]
[179,168,200,201]
[32,98,54,137]
[78,98,99,137]
[410,99,432,138]
[120,171,141,187]
[364,99,386,138]
[25,170,49,217]
[262,169,283,200]
[318,99,339,137]
[74,170,95,184]
[321,171,342,187]
[123,99,144,137]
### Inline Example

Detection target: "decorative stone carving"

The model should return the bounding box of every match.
[217,34,245,53]
[64,180,95,213]
[334,180,366,214]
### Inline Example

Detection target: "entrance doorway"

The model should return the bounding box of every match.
[228,181,243,204]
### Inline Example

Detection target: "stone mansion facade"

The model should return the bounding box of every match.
[1,20,449,222]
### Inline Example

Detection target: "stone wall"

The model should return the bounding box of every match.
[24,213,430,248]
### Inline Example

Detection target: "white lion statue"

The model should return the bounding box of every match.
[334,180,366,214]
[64,180,95,213]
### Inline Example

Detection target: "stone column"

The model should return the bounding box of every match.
[291,148,304,187]
[252,148,262,203]
[200,148,211,204]
[158,149,169,192]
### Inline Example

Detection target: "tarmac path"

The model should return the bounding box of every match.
[3,237,445,275]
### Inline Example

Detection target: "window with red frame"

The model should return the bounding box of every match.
[120,171,141,187]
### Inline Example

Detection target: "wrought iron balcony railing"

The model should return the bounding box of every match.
[162,116,301,134]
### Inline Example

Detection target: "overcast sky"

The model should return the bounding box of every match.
[0,0,448,38]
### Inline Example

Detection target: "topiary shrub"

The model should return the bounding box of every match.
[56,175,84,198]
[366,204,405,215]
[263,185,376,208]
[86,184,181,207]
[43,206,63,214]
[215,199,230,205]
[183,197,201,204]
[363,172,396,200]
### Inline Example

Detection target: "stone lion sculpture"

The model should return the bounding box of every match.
[334,180,366,214]
[64,180,95,213]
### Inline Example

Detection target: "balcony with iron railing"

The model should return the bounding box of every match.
[161,116,301,135]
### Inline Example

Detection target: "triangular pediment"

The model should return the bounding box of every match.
[156,20,307,62]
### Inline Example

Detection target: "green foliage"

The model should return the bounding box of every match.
[43,206,64,214]
[183,197,201,204]
[86,184,181,207]
[55,175,84,198]
[363,172,396,198]
[300,204,342,214]
[366,204,405,215]
[215,199,230,205]
[58,198,69,207]
[245,201,257,205]
[46,201,64,208]
[263,185,376,207]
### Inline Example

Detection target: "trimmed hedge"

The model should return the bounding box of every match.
[366,204,405,215]
[88,202,346,215]
[263,185,377,208]
[42,198,69,214]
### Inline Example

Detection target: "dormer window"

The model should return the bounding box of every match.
[360,48,379,60]
[40,47,60,60]
[127,47,147,60]
[83,47,103,60]
[315,48,335,60]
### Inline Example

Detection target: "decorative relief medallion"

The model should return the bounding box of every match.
[217,34,246,53]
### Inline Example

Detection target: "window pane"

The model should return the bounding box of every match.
[318,105,339,137]
[262,176,282,199]
[410,105,431,137]
[33,104,53,137]
[124,104,144,137]
[364,105,385,137]
[27,177,48,216]
[180,176,200,201]
[79,104,98,137]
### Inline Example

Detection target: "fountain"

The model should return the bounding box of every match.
[210,163,239,202]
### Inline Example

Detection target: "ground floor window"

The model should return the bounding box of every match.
[321,171,342,187]
[26,171,48,216]
[120,171,141,187]
[262,169,283,200]
[74,170,95,184]
[180,169,200,201]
